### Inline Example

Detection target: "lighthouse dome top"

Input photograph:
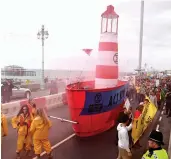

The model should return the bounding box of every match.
[101,5,119,19]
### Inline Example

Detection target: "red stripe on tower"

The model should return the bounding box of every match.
[99,42,118,52]
[96,65,118,79]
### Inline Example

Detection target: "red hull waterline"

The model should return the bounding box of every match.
[66,80,128,137]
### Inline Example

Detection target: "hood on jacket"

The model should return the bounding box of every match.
[34,116,46,129]
[117,123,124,131]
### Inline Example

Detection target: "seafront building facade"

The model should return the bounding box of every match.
[1,65,96,82]
[1,65,135,83]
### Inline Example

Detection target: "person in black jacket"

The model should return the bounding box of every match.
[1,83,5,103]
[8,80,14,98]
[165,88,171,117]
[1,81,10,103]
[5,79,14,102]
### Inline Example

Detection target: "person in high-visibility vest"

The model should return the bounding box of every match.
[26,79,30,85]
[1,113,8,137]
[142,130,169,159]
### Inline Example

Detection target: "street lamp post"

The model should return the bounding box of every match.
[37,25,49,90]
[138,0,144,76]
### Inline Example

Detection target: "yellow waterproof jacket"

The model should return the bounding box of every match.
[32,108,37,119]
[11,113,32,136]
[30,116,52,140]
[27,103,37,120]
[1,113,8,136]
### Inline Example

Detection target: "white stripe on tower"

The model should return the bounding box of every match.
[100,33,118,43]
[96,51,118,66]
[95,33,118,88]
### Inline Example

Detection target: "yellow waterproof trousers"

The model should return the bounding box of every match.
[16,134,32,152]
[33,139,51,155]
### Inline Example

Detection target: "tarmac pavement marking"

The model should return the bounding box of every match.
[32,133,76,159]
[156,124,160,131]
[161,111,164,115]
[159,116,162,121]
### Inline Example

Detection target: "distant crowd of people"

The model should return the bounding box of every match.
[127,76,171,117]
[116,76,171,159]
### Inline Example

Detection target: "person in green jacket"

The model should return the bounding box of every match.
[160,88,166,103]
[142,130,169,159]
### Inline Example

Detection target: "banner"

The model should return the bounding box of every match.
[155,79,159,87]
[124,98,130,110]
[80,84,128,115]
[132,97,157,144]
[131,115,144,144]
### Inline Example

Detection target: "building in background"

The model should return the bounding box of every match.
[1,65,95,82]
[1,65,38,81]
[165,70,171,76]
[1,65,36,77]
[1,65,133,83]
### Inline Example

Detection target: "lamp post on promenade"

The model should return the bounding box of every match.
[37,25,49,90]
[138,0,144,76]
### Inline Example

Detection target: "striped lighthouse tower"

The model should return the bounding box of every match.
[95,5,119,88]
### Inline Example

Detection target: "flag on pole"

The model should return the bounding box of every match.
[82,49,92,56]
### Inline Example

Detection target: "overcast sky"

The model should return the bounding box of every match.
[0,0,171,71]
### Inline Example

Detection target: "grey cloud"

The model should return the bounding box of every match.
[144,1,171,13]
[116,0,171,70]
[143,2,171,44]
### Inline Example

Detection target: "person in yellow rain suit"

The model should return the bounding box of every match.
[26,98,37,148]
[31,103,37,118]
[1,113,8,137]
[12,105,32,159]
[27,98,37,119]
[30,108,53,159]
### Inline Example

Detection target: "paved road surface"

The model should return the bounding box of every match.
[2,102,171,159]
